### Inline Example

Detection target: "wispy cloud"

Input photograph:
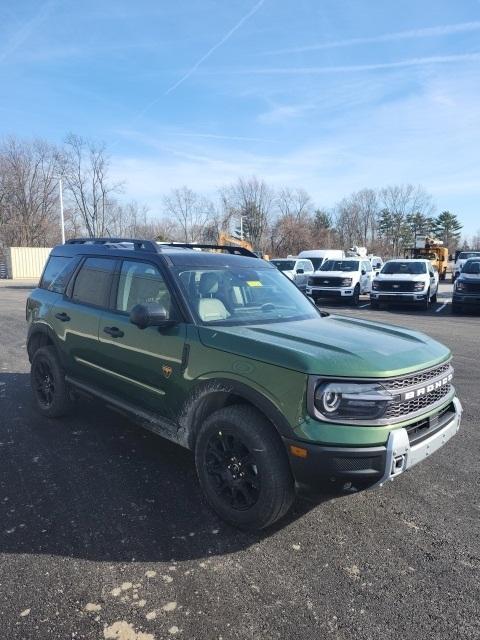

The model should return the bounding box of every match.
[164,0,266,95]
[228,53,480,76]
[0,0,57,64]
[263,21,480,55]
[257,103,314,125]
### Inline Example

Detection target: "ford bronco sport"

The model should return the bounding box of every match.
[26,238,462,530]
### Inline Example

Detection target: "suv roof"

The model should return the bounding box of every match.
[51,238,268,269]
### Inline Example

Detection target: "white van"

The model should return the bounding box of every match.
[297,249,345,272]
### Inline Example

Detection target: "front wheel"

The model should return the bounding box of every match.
[195,405,295,530]
[431,291,437,303]
[351,284,360,306]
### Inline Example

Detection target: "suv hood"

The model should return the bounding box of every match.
[198,316,449,378]
[314,270,358,277]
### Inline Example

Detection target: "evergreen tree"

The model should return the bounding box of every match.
[434,211,462,249]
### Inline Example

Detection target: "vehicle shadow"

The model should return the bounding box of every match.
[0,372,345,563]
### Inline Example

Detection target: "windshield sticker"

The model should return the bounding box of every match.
[246,280,263,287]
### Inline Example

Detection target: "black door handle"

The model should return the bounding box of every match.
[103,326,124,338]
[55,312,70,322]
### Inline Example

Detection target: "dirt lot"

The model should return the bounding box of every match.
[0,282,479,640]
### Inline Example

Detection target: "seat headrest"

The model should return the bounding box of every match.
[199,272,220,296]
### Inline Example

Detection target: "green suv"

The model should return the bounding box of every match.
[26,238,462,529]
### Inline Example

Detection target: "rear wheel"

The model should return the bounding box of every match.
[195,405,295,530]
[31,346,71,418]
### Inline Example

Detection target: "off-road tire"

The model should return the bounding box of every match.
[421,289,431,311]
[30,346,71,418]
[195,405,295,530]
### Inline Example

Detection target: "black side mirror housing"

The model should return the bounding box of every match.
[296,268,304,274]
[361,269,366,275]
[129,303,170,329]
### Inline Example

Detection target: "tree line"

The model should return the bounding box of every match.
[0,134,469,257]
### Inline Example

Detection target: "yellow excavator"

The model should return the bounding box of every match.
[218,232,254,252]
[405,236,448,280]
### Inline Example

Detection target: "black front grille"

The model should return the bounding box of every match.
[462,281,480,293]
[382,362,452,391]
[405,403,455,445]
[385,384,452,419]
[309,276,345,287]
[375,280,416,292]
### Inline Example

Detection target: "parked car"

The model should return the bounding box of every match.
[369,255,384,273]
[306,257,374,305]
[297,249,345,271]
[270,257,314,292]
[26,238,462,530]
[453,251,480,282]
[452,257,480,313]
[371,259,438,309]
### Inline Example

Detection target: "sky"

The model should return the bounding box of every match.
[1,0,479,235]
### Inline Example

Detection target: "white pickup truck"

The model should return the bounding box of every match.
[306,257,374,305]
[370,259,439,309]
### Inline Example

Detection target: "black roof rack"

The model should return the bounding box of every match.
[64,238,259,259]
[159,242,258,258]
[66,238,159,252]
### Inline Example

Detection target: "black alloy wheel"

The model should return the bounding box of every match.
[205,431,260,511]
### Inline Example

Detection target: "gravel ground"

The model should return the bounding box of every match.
[0,281,479,640]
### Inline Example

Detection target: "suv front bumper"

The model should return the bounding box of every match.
[286,397,462,492]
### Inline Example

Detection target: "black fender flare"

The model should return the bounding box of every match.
[179,378,295,449]
[27,323,65,366]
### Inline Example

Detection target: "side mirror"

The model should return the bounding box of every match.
[296,268,304,274]
[129,303,169,329]
[361,269,366,275]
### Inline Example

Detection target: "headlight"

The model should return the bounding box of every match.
[456,281,465,291]
[372,281,379,290]
[314,381,391,421]
[413,281,425,291]
[341,278,352,287]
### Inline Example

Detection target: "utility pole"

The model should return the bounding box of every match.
[59,178,65,244]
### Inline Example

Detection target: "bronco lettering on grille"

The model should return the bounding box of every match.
[401,373,453,401]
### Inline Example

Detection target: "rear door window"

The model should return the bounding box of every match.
[71,257,116,308]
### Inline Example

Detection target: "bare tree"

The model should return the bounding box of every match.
[163,186,213,242]
[0,136,62,247]
[222,177,274,250]
[60,134,122,237]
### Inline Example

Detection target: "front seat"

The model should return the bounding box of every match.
[198,272,230,322]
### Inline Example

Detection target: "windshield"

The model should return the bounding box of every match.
[174,266,319,325]
[381,261,427,275]
[271,260,296,271]
[459,252,480,260]
[463,260,480,274]
[320,260,359,272]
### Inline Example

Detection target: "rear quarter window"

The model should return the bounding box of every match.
[40,256,72,291]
